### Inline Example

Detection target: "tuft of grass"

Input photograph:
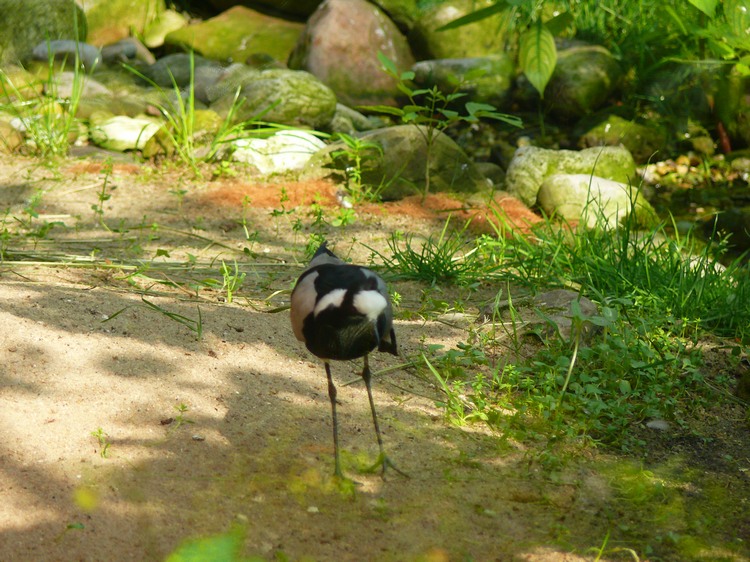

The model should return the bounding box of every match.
[371,218,486,286]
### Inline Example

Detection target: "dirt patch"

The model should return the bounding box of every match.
[0,155,748,561]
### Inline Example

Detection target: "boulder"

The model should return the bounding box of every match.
[537,174,658,229]
[210,68,337,130]
[412,55,514,108]
[505,145,637,207]
[578,114,667,164]
[83,0,165,46]
[206,0,323,19]
[288,0,414,107]
[0,0,86,66]
[409,0,511,59]
[164,6,303,64]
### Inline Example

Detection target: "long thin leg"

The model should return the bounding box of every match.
[325,362,344,479]
[362,355,408,479]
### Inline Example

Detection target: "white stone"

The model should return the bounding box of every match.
[231,130,326,175]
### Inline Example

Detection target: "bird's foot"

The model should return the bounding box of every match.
[331,470,360,496]
[364,452,409,479]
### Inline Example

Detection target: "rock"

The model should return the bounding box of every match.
[83,0,166,46]
[313,125,491,200]
[101,38,155,66]
[207,0,324,19]
[0,118,24,153]
[211,68,337,130]
[578,114,667,164]
[288,0,414,107]
[89,113,161,151]
[537,174,658,229]
[409,0,511,59]
[142,54,221,89]
[45,72,112,99]
[516,41,621,121]
[0,66,43,102]
[372,0,421,31]
[329,104,382,134]
[505,145,637,207]
[31,40,101,71]
[0,0,87,66]
[231,130,326,175]
[164,6,303,64]
[412,55,514,108]
[142,9,188,49]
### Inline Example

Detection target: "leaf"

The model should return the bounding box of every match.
[725,0,750,35]
[377,51,398,75]
[687,0,717,18]
[519,22,557,98]
[545,11,574,35]
[436,1,507,31]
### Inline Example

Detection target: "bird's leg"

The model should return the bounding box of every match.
[325,362,345,480]
[362,355,409,479]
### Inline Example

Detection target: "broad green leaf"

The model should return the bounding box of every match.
[377,51,398,75]
[687,0,717,18]
[436,1,508,31]
[519,22,557,98]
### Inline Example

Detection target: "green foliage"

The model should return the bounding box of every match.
[329,133,385,203]
[90,427,111,458]
[518,21,557,98]
[370,52,521,196]
[372,219,486,286]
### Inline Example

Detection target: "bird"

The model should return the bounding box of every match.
[290,241,406,480]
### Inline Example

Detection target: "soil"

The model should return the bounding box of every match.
[1,153,749,562]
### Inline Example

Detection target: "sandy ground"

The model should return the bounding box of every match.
[0,154,748,561]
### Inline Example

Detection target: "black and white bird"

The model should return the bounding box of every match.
[290,241,406,480]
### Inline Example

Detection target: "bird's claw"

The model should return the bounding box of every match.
[364,452,409,479]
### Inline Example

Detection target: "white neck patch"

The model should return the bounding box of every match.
[353,290,387,320]
[314,288,346,316]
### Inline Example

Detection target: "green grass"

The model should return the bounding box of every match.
[398,206,748,452]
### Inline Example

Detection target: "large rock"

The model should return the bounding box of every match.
[0,0,86,65]
[164,6,303,64]
[210,67,337,130]
[516,41,622,121]
[141,54,221,89]
[578,114,667,164]
[372,0,421,31]
[505,145,637,207]
[288,0,414,107]
[537,174,658,229]
[315,125,491,200]
[411,55,514,108]
[83,0,165,46]
[409,0,511,59]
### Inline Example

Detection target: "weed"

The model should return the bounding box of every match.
[330,207,356,228]
[372,218,485,286]
[220,260,245,303]
[90,427,111,458]
[91,159,115,230]
[370,52,521,197]
[329,132,385,203]
[173,402,193,429]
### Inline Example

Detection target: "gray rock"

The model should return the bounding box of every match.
[505,145,637,207]
[0,0,86,66]
[142,54,221,89]
[329,104,382,134]
[412,55,514,108]
[32,40,101,70]
[100,38,155,66]
[211,68,337,130]
[45,71,112,99]
[537,174,659,230]
[288,0,414,107]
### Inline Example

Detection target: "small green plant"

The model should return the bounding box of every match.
[329,132,384,203]
[331,207,357,228]
[90,427,111,458]
[91,159,115,229]
[173,402,194,429]
[370,52,521,196]
[220,260,245,303]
